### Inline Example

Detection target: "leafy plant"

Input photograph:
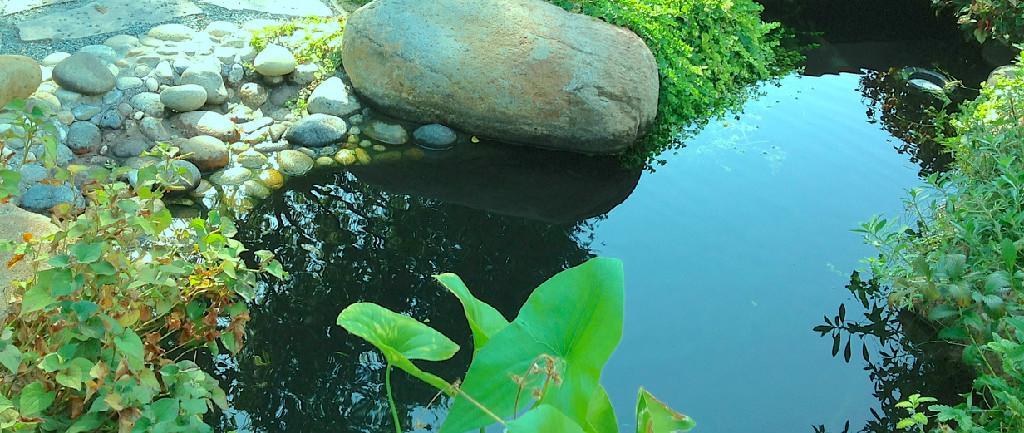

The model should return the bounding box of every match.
[0,143,286,432]
[859,54,1024,432]
[250,17,347,113]
[932,0,1024,43]
[0,100,64,204]
[337,257,695,433]
[549,0,801,167]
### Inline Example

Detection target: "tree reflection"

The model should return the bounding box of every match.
[813,272,971,433]
[218,169,602,433]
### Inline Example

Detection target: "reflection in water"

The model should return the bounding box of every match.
[813,273,971,433]
[222,163,617,432]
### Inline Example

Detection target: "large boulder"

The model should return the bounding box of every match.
[0,204,56,320]
[0,55,42,108]
[52,53,115,95]
[342,0,659,154]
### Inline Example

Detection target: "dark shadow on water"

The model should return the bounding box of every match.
[217,144,641,432]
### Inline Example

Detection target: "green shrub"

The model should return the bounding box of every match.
[859,57,1024,432]
[551,0,800,167]
[0,109,286,432]
[933,0,1024,43]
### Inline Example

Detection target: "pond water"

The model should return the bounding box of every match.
[221,5,994,433]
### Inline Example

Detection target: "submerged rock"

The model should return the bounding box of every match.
[276,149,314,176]
[413,124,457,150]
[364,120,408,145]
[342,0,659,154]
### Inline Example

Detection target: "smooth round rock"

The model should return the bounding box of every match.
[160,84,208,112]
[276,149,314,176]
[179,135,229,172]
[210,166,252,186]
[241,179,271,199]
[0,55,42,108]
[178,63,227,104]
[52,53,115,95]
[239,82,268,108]
[160,159,202,192]
[334,149,357,165]
[254,44,297,77]
[21,183,83,212]
[109,135,152,158]
[413,124,457,150]
[148,24,196,42]
[237,149,269,169]
[284,114,347,148]
[129,92,165,118]
[258,169,285,189]
[175,111,238,141]
[66,122,102,154]
[364,120,408,145]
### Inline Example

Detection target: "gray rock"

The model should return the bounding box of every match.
[161,159,202,192]
[151,61,177,85]
[254,44,297,77]
[413,124,457,150]
[988,65,1020,87]
[52,53,116,95]
[269,84,300,107]
[179,135,229,171]
[116,76,144,91]
[342,0,659,154]
[254,141,289,153]
[241,179,271,199]
[72,104,103,121]
[178,63,227,104]
[160,84,208,112]
[92,109,123,129]
[290,63,320,86]
[66,122,102,154]
[21,183,83,213]
[239,82,268,108]
[276,149,314,175]
[139,117,172,141]
[41,52,70,67]
[364,120,408,145]
[284,114,347,148]
[307,77,361,117]
[109,134,152,158]
[129,92,166,118]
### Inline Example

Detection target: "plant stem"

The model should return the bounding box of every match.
[386,362,401,433]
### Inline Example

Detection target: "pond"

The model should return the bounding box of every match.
[220,4,993,433]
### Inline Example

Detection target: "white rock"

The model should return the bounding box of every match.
[148,24,196,42]
[160,84,208,112]
[253,44,296,77]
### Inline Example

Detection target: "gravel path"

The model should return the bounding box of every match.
[0,0,349,60]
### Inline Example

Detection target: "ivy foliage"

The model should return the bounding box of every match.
[858,57,1024,432]
[550,0,801,167]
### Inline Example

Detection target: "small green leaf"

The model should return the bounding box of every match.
[507,405,587,433]
[0,344,22,373]
[70,242,103,264]
[434,273,508,350]
[114,329,145,371]
[636,388,696,433]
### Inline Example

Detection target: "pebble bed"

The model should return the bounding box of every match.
[3,19,463,215]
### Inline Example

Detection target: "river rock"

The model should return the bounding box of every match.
[109,133,153,158]
[149,23,196,42]
[254,44,297,77]
[209,166,252,186]
[237,148,269,169]
[179,63,228,104]
[413,123,457,150]
[364,120,408,145]
[66,121,102,154]
[258,168,285,189]
[276,149,314,175]
[988,65,1019,87]
[342,0,659,154]
[179,135,229,171]
[239,82,268,108]
[21,183,83,213]
[175,111,239,141]
[52,53,116,96]
[161,84,208,112]
[307,77,361,117]
[284,114,347,147]
[130,92,166,118]
[0,56,42,108]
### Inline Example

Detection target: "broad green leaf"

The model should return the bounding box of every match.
[506,405,587,433]
[440,258,624,433]
[434,273,509,350]
[337,303,459,392]
[34,268,81,297]
[20,285,54,315]
[0,344,21,373]
[70,242,103,264]
[18,381,55,417]
[586,387,618,433]
[114,328,145,371]
[66,413,103,433]
[636,388,695,433]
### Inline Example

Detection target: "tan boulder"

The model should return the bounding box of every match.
[0,204,56,320]
[0,55,42,108]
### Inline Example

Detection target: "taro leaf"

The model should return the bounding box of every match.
[337,303,459,392]
[506,405,587,433]
[636,388,696,433]
[439,258,624,433]
[434,273,509,350]
[586,386,618,433]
